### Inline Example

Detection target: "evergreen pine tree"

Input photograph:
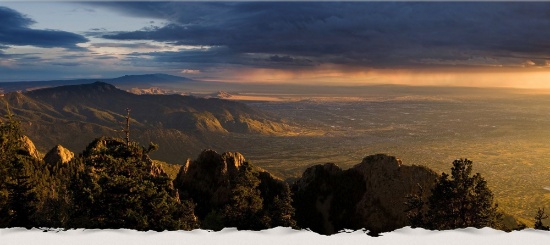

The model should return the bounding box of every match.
[267,191,297,228]
[404,184,425,228]
[222,162,264,230]
[5,160,38,228]
[409,159,502,230]
[0,107,21,201]
[0,108,39,228]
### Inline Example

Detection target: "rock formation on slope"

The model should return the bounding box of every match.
[173,149,296,229]
[291,154,438,235]
[43,144,74,164]
[291,163,366,235]
[352,154,437,233]
[174,149,248,217]
[20,135,41,159]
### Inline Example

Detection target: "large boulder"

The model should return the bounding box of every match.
[43,144,74,164]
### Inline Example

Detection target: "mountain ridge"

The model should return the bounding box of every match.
[0,73,194,93]
[0,82,298,164]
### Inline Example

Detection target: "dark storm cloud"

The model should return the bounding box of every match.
[0,6,88,49]
[97,2,550,69]
[128,46,315,70]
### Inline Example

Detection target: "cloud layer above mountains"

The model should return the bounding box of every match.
[2,2,550,85]
[96,2,550,70]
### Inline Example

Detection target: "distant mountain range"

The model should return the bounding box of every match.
[1,73,538,100]
[0,73,195,93]
[0,82,297,163]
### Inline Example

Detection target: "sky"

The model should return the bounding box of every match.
[2,2,550,88]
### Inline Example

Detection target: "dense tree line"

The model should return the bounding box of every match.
[0,112,546,233]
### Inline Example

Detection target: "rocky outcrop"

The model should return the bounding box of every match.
[291,163,366,235]
[43,144,74,164]
[291,154,438,235]
[176,159,191,179]
[176,149,245,180]
[149,160,169,178]
[20,135,41,159]
[173,149,294,227]
[221,151,245,174]
[173,149,245,217]
[352,154,437,234]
